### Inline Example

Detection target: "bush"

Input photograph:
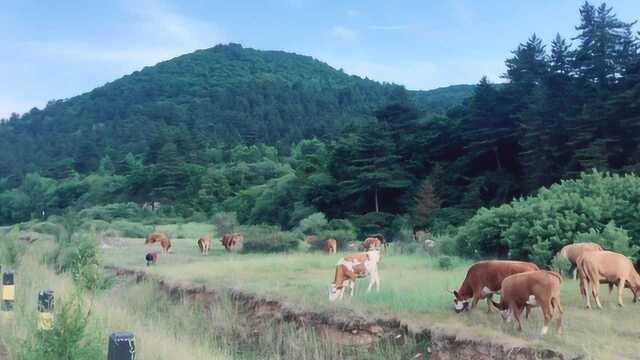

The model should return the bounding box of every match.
[456,171,640,264]
[433,234,457,256]
[351,212,397,240]
[437,256,454,270]
[212,212,239,237]
[242,226,300,253]
[551,253,572,276]
[53,233,100,288]
[77,202,145,221]
[575,221,639,260]
[297,212,328,235]
[0,228,26,266]
[20,295,104,360]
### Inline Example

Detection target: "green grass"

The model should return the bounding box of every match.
[103,233,640,360]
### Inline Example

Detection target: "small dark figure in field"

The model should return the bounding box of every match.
[451,260,539,313]
[145,232,172,254]
[145,251,159,266]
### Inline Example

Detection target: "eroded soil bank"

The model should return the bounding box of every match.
[107,266,581,360]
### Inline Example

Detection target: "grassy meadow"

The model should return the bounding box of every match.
[102,226,640,360]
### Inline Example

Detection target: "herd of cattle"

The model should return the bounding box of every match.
[142,231,637,336]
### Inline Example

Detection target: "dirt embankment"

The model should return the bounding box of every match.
[107,266,581,360]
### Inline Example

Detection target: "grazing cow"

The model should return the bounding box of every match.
[145,251,159,266]
[197,235,211,256]
[577,251,640,308]
[329,250,381,301]
[452,260,540,313]
[145,232,172,254]
[558,242,603,279]
[325,239,337,254]
[221,233,243,251]
[491,271,563,335]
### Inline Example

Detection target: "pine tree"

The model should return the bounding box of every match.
[413,179,441,226]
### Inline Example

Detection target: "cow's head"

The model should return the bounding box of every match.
[451,290,470,313]
[328,283,343,302]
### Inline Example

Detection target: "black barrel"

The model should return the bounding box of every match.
[38,290,55,312]
[108,331,136,360]
[2,271,14,285]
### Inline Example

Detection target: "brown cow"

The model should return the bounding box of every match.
[452,260,540,313]
[558,242,603,279]
[329,250,381,301]
[197,235,211,256]
[221,233,243,251]
[491,271,563,335]
[145,232,172,254]
[325,239,337,254]
[578,251,640,308]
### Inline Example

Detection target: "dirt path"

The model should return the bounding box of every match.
[107,266,580,360]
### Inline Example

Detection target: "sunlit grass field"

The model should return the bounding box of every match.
[102,233,640,359]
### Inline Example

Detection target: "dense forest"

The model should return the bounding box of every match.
[1,2,639,237]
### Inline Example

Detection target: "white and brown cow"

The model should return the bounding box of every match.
[197,235,211,256]
[329,250,381,301]
[491,270,563,335]
[578,250,640,309]
[558,242,603,279]
[452,260,540,313]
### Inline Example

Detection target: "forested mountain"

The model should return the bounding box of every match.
[1,2,639,235]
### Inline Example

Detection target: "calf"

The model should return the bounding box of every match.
[145,232,172,254]
[452,260,539,313]
[325,239,337,254]
[578,251,640,308]
[329,250,381,301]
[491,271,563,335]
[221,233,243,251]
[197,235,211,256]
[145,251,159,266]
[558,242,603,279]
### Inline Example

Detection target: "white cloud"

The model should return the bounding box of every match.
[330,25,358,41]
[368,25,410,31]
[319,55,439,89]
[30,0,227,69]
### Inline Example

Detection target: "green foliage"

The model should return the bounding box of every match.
[20,295,104,360]
[212,212,239,237]
[297,212,328,235]
[457,171,640,264]
[0,228,26,266]
[551,253,572,276]
[241,226,300,253]
[437,256,454,270]
[109,220,152,238]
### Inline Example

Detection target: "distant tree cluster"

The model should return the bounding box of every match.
[0,2,639,237]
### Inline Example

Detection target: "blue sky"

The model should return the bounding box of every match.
[1,0,639,119]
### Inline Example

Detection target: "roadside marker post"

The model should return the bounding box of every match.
[1,271,15,313]
[108,331,136,360]
[37,290,55,330]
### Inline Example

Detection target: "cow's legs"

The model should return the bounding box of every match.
[592,281,603,309]
[584,279,592,309]
[540,301,553,335]
[524,305,531,320]
[512,304,524,332]
[617,277,626,307]
[570,264,577,280]
[470,294,481,310]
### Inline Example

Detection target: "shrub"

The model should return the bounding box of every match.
[77,202,145,221]
[0,228,26,266]
[550,253,572,276]
[212,212,239,237]
[456,171,640,264]
[20,294,104,360]
[241,226,300,253]
[437,256,454,270]
[351,212,396,240]
[297,212,328,235]
[433,234,457,256]
[575,221,639,260]
[53,233,100,286]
